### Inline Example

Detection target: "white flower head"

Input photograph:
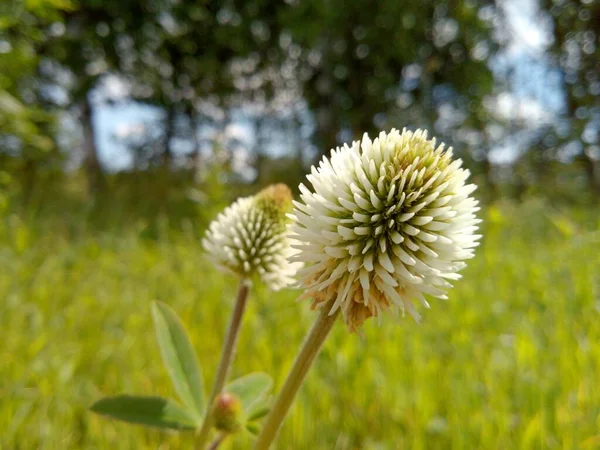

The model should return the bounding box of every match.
[203,184,298,291]
[290,128,481,331]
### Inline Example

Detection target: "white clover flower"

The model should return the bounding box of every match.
[203,184,299,291]
[289,128,481,331]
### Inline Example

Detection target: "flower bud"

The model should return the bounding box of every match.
[212,392,243,433]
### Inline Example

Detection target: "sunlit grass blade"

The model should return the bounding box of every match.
[90,395,197,430]
[151,301,205,418]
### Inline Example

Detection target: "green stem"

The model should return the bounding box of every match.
[253,301,340,450]
[196,279,251,449]
[207,433,228,450]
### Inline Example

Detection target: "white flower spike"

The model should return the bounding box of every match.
[203,184,298,291]
[289,128,482,331]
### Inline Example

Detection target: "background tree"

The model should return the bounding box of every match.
[2,0,598,203]
[279,0,496,158]
[542,0,600,194]
[0,0,69,196]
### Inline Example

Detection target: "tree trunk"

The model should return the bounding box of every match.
[162,106,175,169]
[21,155,37,205]
[582,152,600,197]
[81,94,105,193]
[483,156,497,201]
[315,108,339,161]
[191,110,202,182]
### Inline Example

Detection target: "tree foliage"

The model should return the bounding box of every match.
[0,0,71,178]
[0,0,597,200]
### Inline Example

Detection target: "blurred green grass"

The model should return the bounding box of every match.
[1,197,599,449]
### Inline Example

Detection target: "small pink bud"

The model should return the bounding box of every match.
[213,392,242,433]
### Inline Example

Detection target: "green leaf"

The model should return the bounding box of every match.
[247,404,270,422]
[151,302,205,417]
[225,372,272,412]
[246,422,260,435]
[90,395,197,430]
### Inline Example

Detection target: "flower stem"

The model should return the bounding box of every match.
[196,279,251,449]
[253,302,340,450]
[207,433,228,450]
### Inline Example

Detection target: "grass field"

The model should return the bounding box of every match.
[1,194,599,449]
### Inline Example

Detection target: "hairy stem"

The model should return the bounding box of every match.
[253,302,340,449]
[196,279,251,449]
